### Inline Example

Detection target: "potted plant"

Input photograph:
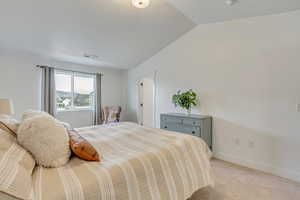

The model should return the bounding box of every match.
[172,89,197,115]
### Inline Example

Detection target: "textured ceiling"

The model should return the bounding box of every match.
[1,0,300,69]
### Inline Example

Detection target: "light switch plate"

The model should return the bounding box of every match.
[297,104,300,112]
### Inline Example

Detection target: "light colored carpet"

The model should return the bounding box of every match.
[189,159,300,200]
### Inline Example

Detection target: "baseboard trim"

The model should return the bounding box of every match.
[214,152,300,183]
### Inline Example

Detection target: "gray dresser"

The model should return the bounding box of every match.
[160,113,212,149]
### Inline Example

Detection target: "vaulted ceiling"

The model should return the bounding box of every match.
[1,0,300,69]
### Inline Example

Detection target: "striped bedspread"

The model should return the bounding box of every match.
[32,122,214,200]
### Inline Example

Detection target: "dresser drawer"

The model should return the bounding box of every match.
[179,125,201,137]
[161,115,183,124]
[182,118,201,126]
[161,123,201,137]
[162,115,201,126]
[161,123,180,132]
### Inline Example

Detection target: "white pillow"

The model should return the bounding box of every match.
[17,114,71,168]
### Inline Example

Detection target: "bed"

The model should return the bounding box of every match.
[1,122,214,200]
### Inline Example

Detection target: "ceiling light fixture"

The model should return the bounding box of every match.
[132,0,150,8]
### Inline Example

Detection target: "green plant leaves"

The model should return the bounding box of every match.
[172,89,197,111]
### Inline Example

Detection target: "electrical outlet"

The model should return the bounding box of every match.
[249,141,255,148]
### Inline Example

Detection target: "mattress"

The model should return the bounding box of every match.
[15,122,214,200]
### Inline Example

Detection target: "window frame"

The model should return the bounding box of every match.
[55,70,96,112]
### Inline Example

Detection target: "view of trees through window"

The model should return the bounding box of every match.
[55,71,95,111]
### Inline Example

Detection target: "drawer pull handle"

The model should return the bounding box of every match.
[192,131,195,134]
[164,126,167,129]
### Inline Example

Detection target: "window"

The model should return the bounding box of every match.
[55,70,95,111]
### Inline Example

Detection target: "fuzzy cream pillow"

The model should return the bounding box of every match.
[21,109,49,121]
[17,113,71,168]
[22,109,72,129]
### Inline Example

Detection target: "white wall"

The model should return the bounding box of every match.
[126,11,300,182]
[0,49,125,128]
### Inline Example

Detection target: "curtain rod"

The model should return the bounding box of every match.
[36,65,103,76]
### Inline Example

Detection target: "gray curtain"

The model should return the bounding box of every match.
[40,66,56,116]
[93,74,102,125]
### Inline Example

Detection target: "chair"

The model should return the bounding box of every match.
[102,106,122,124]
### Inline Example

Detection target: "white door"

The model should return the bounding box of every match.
[138,78,155,127]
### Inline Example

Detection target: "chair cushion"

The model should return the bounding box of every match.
[102,106,121,124]
[0,129,35,200]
